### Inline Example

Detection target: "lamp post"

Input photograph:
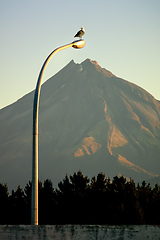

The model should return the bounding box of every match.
[31,39,85,225]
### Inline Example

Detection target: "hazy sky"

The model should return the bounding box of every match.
[0,0,160,109]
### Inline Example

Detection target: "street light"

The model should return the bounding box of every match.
[31,39,85,225]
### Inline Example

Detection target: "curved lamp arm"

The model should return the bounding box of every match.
[31,39,85,225]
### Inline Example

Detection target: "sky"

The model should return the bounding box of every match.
[0,0,160,109]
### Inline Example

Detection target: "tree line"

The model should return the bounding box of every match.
[0,171,160,225]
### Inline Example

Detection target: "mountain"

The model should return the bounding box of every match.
[0,59,160,191]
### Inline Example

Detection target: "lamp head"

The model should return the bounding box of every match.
[72,39,85,49]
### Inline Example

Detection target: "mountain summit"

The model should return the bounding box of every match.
[0,59,160,190]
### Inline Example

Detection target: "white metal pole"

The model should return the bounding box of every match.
[31,40,85,225]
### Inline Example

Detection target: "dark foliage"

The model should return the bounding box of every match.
[0,171,160,224]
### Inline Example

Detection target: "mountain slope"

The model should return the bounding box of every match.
[0,59,160,190]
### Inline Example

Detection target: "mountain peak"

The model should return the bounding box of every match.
[81,58,115,78]
[82,58,98,65]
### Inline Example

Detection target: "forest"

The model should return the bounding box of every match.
[0,171,160,225]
